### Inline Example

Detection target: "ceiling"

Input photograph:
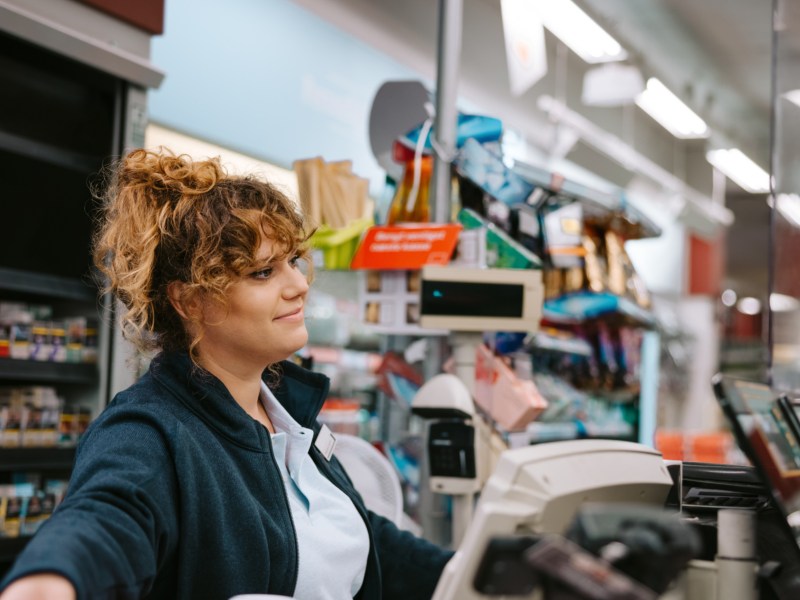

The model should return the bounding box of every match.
[577,0,774,165]
[298,0,784,176]
[574,0,783,298]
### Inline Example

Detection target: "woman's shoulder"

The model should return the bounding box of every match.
[106,371,181,412]
[75,373,195,463]
[90,372,192,438]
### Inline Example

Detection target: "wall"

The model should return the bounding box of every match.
[148,0,421,197]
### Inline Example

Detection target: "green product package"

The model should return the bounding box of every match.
[457,208,542,270]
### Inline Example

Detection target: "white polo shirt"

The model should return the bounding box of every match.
[260,382,369,599]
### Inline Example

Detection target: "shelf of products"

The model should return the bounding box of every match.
[452,150,661,445]
[512,159,662,239]
[0,31,124,573]
[0,267,97,302]
[0,447,76,472]
[0,130,99,174]
[0,359,97,385]
[542,291,656,328]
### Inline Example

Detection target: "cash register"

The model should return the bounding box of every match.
[426,374,800,599]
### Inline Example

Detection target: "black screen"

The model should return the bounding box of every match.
[714,375,800,522]
[420,280,524,318]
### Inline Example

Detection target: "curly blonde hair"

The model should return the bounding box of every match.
[93,148,311,359]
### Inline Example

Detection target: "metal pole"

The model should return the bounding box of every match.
[423,0,463,546]
[432,0,463,224]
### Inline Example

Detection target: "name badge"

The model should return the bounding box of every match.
[315,424,337,461]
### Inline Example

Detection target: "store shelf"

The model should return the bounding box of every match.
[0,447,76,472]
[0,130,99,173]
[0,537,31,563]
[0,267,97,302]
[512,160,662,239]
[0,359,97,384]
[507,420,636,448]
[542,291,656,328]
[530,330,593,357]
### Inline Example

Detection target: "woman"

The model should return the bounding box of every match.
[0,149,452,599]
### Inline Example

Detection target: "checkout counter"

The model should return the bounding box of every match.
[412,372,800,599]
[424,438,800,600]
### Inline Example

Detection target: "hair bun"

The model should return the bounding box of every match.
[120,148,224,197]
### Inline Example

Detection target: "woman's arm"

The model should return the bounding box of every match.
[0,574,76,600]
[368,511,454,600]
[0,406,179,598]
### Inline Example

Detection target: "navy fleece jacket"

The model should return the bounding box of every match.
[0,352,452,599]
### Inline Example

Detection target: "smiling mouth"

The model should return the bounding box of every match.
[275,307,303,320]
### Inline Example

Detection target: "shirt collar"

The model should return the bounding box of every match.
[260,381,301,434]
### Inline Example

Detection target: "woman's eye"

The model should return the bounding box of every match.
[251,256,301,279]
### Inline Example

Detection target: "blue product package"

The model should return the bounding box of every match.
[400,114,503,152]
[386,373,421,406]
[455,138,534,205]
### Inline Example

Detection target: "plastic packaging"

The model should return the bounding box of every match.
[386,156,432,225]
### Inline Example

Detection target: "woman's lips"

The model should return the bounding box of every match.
[275,307,303,321]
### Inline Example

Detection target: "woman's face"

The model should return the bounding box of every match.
[195,237,309,370]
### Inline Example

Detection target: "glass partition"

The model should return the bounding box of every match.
[770,0,800,391]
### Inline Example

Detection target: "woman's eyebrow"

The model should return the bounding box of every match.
[255,248,293,265]
[247,256,274,270]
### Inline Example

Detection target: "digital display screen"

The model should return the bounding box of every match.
[726,380,800,475]
[717,377,800,514]
[420,280,524,318]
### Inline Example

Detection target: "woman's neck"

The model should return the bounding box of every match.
[195,351,275,433]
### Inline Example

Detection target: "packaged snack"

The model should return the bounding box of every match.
[65,317,87,363]
[82,326,98,364]
[29,321,51,362]
[48,321,67,362]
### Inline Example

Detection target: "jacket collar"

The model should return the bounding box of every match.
[149,351,330,449]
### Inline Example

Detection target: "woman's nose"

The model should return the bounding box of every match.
[283,262,309,296]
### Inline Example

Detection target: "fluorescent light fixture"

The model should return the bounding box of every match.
[775,193,800,227]
[635,78,709,139]
[539,0,627,63]
[783,89,800,107]
[582,63,644,106]
[706,148,770,193]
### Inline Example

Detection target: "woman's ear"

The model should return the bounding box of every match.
[167,281,195,320]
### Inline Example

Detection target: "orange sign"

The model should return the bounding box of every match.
[350,224,462,270]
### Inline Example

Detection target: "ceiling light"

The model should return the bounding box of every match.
[737,297,762,316]
[582,63,645,106]
[783,89,800,107]
[721,289,737,307]
[539,0,627,63]
[770,293,800,313]
[635,78,709,139]
[706,148,770,193]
